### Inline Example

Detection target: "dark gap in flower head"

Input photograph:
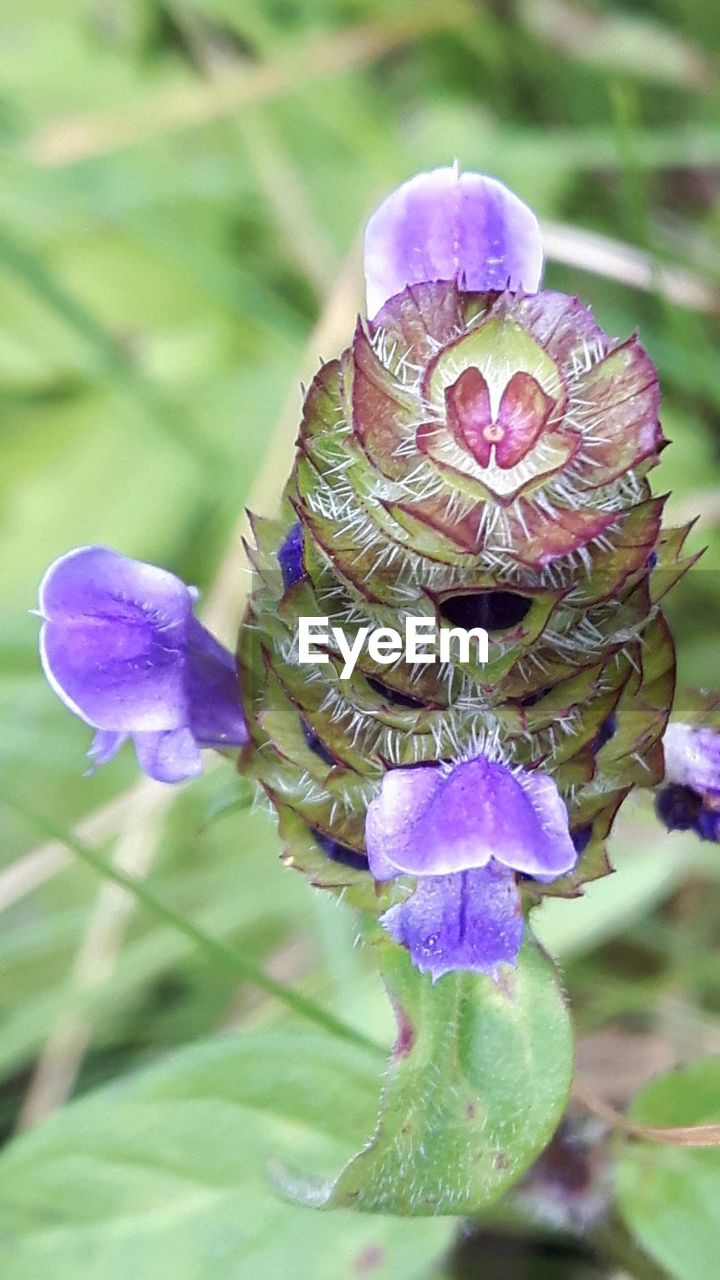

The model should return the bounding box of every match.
[278,522,304,591]
[646,551,658,570]
[311,828,368,870]
[520,686,551,709]
[439,591,531,632]
[571,825,592,856]
[592,711,617,754]
[300,718,335,767]
[366,676,426,709]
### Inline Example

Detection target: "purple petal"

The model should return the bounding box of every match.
[697,807,720,842]
[365,757,576,880]
[39,546,192,625]
[133,728,202,783]
[278,523,305,591]
[39,546,191,732]
[504,769,579,876]
[663,723,720,797]
[655,784,720,843]
[380,862,524,980]
[366,766,446,880]
[364,167,543,318]
[186,619,248,749]
[655,784,701,833]
[87,729,127,769]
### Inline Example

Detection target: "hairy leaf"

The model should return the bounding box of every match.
[275,933,573,1215]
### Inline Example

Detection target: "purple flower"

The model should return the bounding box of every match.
[365,756,577,980]
[656,723,720,842]
[38,546,247,784]
[364,165,544,318]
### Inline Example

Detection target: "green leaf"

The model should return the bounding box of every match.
[0,1028,453,1280]
[616,1058,720,1280]
[275,933,573,1216]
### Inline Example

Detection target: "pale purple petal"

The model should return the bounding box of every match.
[39,546,191,625]
[503,770,579,876]
[364,167,544,318]
[365,757,576,880]
[366,765,445,880]
[39,546,190,732]
[663,723,720,797]
[379,863,524,981]
[133,728,202,784]
[87,730,127,768]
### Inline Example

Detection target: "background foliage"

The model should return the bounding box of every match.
[1,0,719,1276]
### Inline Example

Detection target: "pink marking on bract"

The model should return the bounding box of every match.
[444,367,493,466]
[495,371,556,469]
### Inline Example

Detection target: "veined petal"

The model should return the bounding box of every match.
[364,167,543,318]
[365,757,576,879]
[41,618,188,733]
[506,770,579,876]
[133,728,203,784]
[87,729,127,769]
[39,546,191,732]
[39,545,192,626]
[366,765,446,880]
[379,862,524,981]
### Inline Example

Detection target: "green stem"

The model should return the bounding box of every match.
[1,792,386,1059]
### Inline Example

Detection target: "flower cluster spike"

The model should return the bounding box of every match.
[237,167,695,977]
[35,167,707,981]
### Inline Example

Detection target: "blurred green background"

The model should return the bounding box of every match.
[1,1,720,1277]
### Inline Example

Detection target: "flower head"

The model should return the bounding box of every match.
[38,546,247,783]
[239,165,688,979]
[365,756,577,979]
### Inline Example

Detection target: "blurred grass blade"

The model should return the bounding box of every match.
[27,6,469,166]
[0,224,226,473]
[0,791,385,1058]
